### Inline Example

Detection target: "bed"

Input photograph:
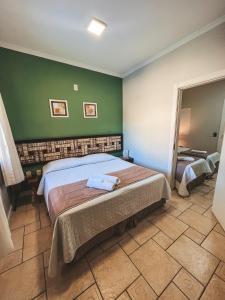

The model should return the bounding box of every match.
[36,153,171,277]
[178,147,220,174]
[175,156,211,197]
[15,135,171,277]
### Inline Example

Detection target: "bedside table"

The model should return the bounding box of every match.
[120,156,134,163]
[26,177,41,203]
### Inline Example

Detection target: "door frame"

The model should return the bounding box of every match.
[217,99,225,153]
[168,69,225,187]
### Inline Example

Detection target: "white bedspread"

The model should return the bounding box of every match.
[206,152,220,172]
[37,154,171,277]
[176,158,211,197]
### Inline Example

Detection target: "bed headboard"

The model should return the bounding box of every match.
[16,134,123,166]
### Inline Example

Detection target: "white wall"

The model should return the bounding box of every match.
[123,23,225,175]
[181,79,225,153]
[0,169,10,217]
[213,133,225,230]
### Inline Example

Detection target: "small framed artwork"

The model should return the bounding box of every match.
[49,99,69,118]
[83,102,98,118]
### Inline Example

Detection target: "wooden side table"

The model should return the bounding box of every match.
[120,156,134,163]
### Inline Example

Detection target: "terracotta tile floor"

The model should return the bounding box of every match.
[1,177,225,299]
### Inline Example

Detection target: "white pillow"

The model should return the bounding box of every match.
[42,153,117,174]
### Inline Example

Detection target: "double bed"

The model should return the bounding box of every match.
[16,135,171,278]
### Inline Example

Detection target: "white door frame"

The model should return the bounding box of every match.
[168,69,225,186]
[217,99,225,153]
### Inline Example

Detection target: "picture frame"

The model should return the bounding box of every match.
[83,102,98,118]
[49,99,69,118]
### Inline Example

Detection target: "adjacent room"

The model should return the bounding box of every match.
[0,1,225,299]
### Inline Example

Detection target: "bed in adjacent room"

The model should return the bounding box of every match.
[175,155,211,197]
[178,147,220,174]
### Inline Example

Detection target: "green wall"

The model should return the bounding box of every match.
[0,47,122,140]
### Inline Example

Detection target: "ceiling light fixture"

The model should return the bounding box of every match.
[87,18,107,36]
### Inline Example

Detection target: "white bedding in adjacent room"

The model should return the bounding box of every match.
[176,158,211,197]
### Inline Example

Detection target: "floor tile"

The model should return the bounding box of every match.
[10,209,39,230]
[127,276,157,300]
[173,269,203,300]
[166,206,182,217]
[100,232,128,251]
[169,195,192,212]
[34,292,47,300]
[201,275,225,300]
[90,245,139,299]
[159,283,187,300]
[202,231,225,261]
[44,250,50,268]
[193,184,213,194]
[86,246,103,262]
[76,284,102,300]
[190,194,212,209]
[0,249,22,273]
[213,223,225,237]
[117,291,131,300]
[46,258,95,300]
[129,220,159,245]
[0,255,45,300]
[130,239,181,295]
[184,227,205,245]
[178,209,216,235]
[203,207,217,221]
[40,212,51,228]
[152,231,173,250]
[119,234,139,255]
[190,204,206,214]
[23,226,52,261]
[25,221,41,235]
[203,190,215,200]
[167,235,219,285]
[152,213,188,240]
[215,261,225,281]
[11,227,24,251]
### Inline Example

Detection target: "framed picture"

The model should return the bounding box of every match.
[83,102,98,118]
[49,99,69,118]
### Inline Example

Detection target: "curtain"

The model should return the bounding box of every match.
[0,93,24,186]
[0,93,24,257]
[0,190,14,256]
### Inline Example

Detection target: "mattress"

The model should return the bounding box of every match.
[37,153,171,277]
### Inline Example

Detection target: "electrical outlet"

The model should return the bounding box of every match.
[73,84,79,91]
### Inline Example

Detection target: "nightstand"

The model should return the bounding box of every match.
[120,156,134,163]
[26,176,41,203]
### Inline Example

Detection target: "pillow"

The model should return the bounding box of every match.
[42,153,117,175]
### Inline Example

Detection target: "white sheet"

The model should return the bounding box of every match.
[37,154,132,207]
[176,158,211,197]
[206,152,220,172]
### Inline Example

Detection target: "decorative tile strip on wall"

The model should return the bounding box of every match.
[16,135,122,166]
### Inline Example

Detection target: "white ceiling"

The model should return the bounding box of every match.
[0,0,225,77]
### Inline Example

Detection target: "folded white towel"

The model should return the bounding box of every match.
[87,177,116,191]
[91,174,120,185]
[178,156,194,161]
[191,149,207,153]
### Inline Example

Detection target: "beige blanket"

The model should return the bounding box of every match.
[48,167,171,277]
[48,166,157,223]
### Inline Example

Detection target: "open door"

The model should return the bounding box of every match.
[170,88,183,188]
[217,99,225,153]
